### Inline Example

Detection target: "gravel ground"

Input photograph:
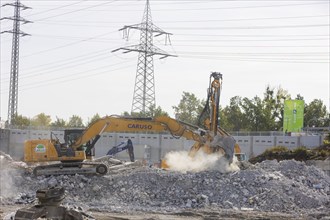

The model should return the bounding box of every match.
[0,152,329,219]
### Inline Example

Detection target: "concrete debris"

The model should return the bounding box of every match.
[1,152,329,218]
[0,151,28,169]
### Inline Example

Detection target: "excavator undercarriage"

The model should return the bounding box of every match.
[32,161,108,176]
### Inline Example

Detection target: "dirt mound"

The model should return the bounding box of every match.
[249,146,330,164]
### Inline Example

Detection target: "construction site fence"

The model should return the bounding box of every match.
[0,128,326,163]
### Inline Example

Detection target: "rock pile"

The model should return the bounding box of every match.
[1,152,329,216]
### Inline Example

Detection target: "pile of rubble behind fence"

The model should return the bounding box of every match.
[0,152,329,216]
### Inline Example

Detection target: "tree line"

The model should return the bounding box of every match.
[8,86,329,131]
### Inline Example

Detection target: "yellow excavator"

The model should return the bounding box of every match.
[24,72,242,175]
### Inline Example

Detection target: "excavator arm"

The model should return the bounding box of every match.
[24,71,241,175]
[106,139,135,162]
[70,72,239,165]
[154,116,206,143]
[70,116,165,150]
[70,115,208,152]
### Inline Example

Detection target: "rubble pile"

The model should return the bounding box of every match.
[1,153,329,216]
[0,151,28,169]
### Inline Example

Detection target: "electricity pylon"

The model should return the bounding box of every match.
[112,0,176,115]
[1,0,31,125]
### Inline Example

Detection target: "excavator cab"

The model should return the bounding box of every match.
[64,129,84,146]
[64,129,96,158]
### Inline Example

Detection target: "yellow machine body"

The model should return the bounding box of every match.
[24,139,86,163]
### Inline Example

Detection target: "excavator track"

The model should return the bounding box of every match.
[33,162,108,176]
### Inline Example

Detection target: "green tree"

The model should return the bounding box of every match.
[122,105,169,118]
[238,86,290,131]
[304,99,328,127]
[31,113,51,127]
[221,96,245,131]
[263,86,290,130]
[121,111,131,117]
[87,113,101,127]
[51,117,66,128]
[172,92,204,125]
[67,115,84,128]
[295,94,304,101]
[240,96,264,131]
[11,115,30,128]
[145,104,169,118]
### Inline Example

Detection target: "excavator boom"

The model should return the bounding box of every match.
[23,71,241,175]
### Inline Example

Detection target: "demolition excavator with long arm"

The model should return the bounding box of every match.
[24,72,240,175]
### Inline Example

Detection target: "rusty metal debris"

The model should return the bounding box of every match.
[14,186,90,220]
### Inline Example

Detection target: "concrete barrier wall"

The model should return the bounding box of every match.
[0,129,10,153]
[300,136,322,148]
[276,136,299,150]
[235,136,253,158]
[9,129,31,159]
[0,129,325,162]
[252,136,276,156]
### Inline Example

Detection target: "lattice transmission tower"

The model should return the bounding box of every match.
[113,0,176,114]
[1,0,31,125]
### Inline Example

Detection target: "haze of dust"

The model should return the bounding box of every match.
[0,156,17,199]
[164,150,240,173]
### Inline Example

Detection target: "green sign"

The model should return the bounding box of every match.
[283,100,304,132]
[35,144,46,153]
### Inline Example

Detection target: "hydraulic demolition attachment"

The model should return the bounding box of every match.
[107,139,135,162]
[14,187,88,220]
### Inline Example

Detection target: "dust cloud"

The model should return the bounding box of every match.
[0,155,18,199]
[164,150,239,173]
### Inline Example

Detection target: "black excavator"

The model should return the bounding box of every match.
[106,139,135,162]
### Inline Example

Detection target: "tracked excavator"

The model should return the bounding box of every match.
[24,72,241,175]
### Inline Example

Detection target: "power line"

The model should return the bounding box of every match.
[1,50,112,82]
[180,55,329,64]
[31,0,119,21]
[25,2,328,12]
[24,0,87,17]
[33,14,329,26]
[165,24,329,30]
[173,44,329,48]
[16,64,136,92]
[1,60,137,93]
[27,33,329,42]
[173,38,330,42]
[0,31,117,63]
[175,34,329,37]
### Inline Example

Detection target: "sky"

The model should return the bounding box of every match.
[0,0,329,124]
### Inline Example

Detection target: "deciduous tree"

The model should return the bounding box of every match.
[11,115,30,128]
[67,115,84,128]
[51,117,66,128]
[172,92,204,125]
[304,99,328,127]
[31,113,51,127]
